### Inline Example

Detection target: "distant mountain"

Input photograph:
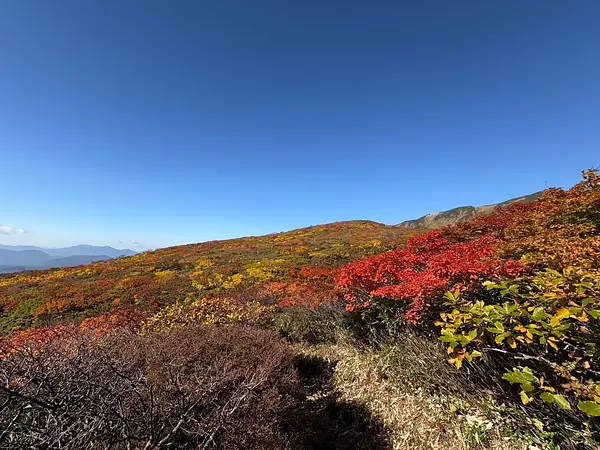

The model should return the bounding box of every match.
[0,249,53,267]
[0,256,112,274]
[0,245,137,274]
[51,254,113,267]
[397,192,543,229]
[0,244,136,258]
[0,245,41,252]
[42,246,137,258]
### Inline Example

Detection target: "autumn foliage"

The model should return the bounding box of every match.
[337,169,600,436]
[2,168,600,446]
[0,221,412,333]
[337,216,527,324]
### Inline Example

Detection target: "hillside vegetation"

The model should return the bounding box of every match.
[1,170,600,449]
[0,221,417,332]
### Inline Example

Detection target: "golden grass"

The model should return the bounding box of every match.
[303,344,526,450]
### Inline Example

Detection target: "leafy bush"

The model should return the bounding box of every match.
[272,301,355,344]
[436,267,600,443]
[432,171,600,422]
[142,296,273,332]
[337,231,524,325]
[337,170,600,448]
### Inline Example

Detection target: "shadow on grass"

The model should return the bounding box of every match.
[287,355,393,450]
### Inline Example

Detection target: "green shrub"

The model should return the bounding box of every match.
[272,301,355,344]
[436,266,600,447]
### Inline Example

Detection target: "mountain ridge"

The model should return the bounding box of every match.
[396,191,543,229]
[0,245,136,258]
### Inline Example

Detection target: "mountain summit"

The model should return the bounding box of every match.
[396,192,543,230]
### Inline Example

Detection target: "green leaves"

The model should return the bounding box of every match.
[531,307,549,321]
[488,321,505,333]
[494,332,511,344]
[540,392,571,410]
[552,395,572,411]
[501,369,573,410]
[577,401,600,416]
[444,289,460,303]
[521,391,534,405]
[503,367,537,385]
[503,367,544,406]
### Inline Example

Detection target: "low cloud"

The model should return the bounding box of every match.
[130,240,140,245]
[0,226,28,235]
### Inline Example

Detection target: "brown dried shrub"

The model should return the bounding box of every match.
[0,325,392,450]
[0,326,300,449]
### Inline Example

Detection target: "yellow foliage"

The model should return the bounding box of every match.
[125,253,148,264]
[194,258,213,270]
[155,269,176,278]
[0,268,76,288]
[245,258,288,282]
[190,258,222,291]
[142,297,273,332]
[359,240,382,249]
[221,273,244,289]
[191,273,224,291]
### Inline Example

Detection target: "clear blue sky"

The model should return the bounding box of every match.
[1,1,598,250]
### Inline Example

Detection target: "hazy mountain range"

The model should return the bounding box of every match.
[0,245,137,274]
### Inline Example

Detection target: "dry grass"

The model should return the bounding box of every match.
[302,343,526,450]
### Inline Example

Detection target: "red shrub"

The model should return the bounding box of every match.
[80,306,149,337]
[257,266,340,309]
[337,227,526,324]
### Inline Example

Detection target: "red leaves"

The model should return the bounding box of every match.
[337,226,526,324]
[259,266,339,309]
[80,307,148,336]
[2,307,148,357]
[295,265,338,281]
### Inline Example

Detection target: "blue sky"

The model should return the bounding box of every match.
[1,1,599,250]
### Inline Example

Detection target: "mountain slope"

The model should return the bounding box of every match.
[0,191,544,332]
[0,221,418,331]
[396,192,543,229]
